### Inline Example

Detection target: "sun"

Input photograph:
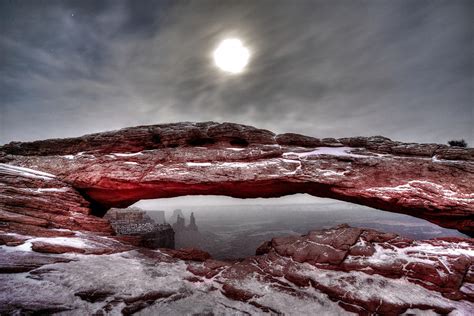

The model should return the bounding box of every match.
[213,39,250,74]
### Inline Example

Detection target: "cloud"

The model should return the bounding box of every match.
[0,0,472,145]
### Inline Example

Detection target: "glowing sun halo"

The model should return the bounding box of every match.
[213,39,250,74]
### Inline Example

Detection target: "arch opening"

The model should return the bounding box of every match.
[104,194,467,260]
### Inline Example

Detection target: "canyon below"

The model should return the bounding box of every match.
[0,122,473,315]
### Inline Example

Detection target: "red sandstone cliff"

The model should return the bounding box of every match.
[0,122,473,314]
[1,122,473,235]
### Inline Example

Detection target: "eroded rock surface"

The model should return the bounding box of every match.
[0,164,113,235]
[0,225,472,315]
[0,122,473,314]
[1,122,473,235]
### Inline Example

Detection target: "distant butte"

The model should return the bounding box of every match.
[1,122,473,235]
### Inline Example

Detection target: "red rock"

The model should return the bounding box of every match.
[0,233,30,246]
[211,225,474,311]
[1,122,471,235]
[0,210,49,227]
[163,248,211,262]
[0,225,472,315]
[255,240,272,255]
[186,259,230,278]
[349,243,376,257]
[221,283,259,301]
[270,225,362,265]
[0,122,472,314]
[0,250,75,273]
[31,241,86,254]
[0,164,114,235]
[1,222,76,238]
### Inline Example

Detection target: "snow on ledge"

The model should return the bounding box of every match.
[112,152,144,157]
[23,187,69,193]
[186,162,213,167]
[299,264,471,314]
[0,163,56,180]
[283,147,369,159]
[366,180,474,202]
[2,237,90,252]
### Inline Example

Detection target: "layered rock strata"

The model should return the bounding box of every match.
[0,122,472,235]
[0,122,473,314]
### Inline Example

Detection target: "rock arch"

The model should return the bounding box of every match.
[1,122,473,236]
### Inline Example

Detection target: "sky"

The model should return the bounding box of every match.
[134,193,337,210]
[1,0,472,146]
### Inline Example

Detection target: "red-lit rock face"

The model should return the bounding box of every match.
[0,163,113,235]
[0,123,473,314]
[1,122,473,235]
[192,224,474,314]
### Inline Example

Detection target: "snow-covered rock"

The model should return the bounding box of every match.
[0,122,473,314]
[0,225,472,315]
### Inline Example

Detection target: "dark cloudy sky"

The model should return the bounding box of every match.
[1,0,472,145]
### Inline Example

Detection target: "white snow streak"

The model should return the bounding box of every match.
[367,180,474,202]
[186,162,213,167]
[283,147,367,159]
[0,163,56,180]
[112,152,144,157]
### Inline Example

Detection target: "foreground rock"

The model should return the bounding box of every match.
[0,164,113,234]
[0,225,472,315]
[1,122,473,235]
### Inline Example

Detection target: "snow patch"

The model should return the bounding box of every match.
[35,187,69,193]
[314,169,348,177]
[283,147,367,159]
[33,237,88,248]
[112,152,144,157]
[367,180,474,202]
[0,163,56,180]
[221,162,254,168]
[61,152,90,159]
[3,237,90,252]
[235,276,350,315]
[299,265,470,313]
[346,241,474,279]
[186,162,213,167]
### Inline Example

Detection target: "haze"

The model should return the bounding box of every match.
[1,0,472,145]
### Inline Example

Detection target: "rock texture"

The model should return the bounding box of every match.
[1,122,473,235]
[0,164,113,235]
[0,225,472,315]
[2,122,472,314]
[105,207,175,249]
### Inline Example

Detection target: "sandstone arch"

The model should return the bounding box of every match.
[1,122,473,236]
